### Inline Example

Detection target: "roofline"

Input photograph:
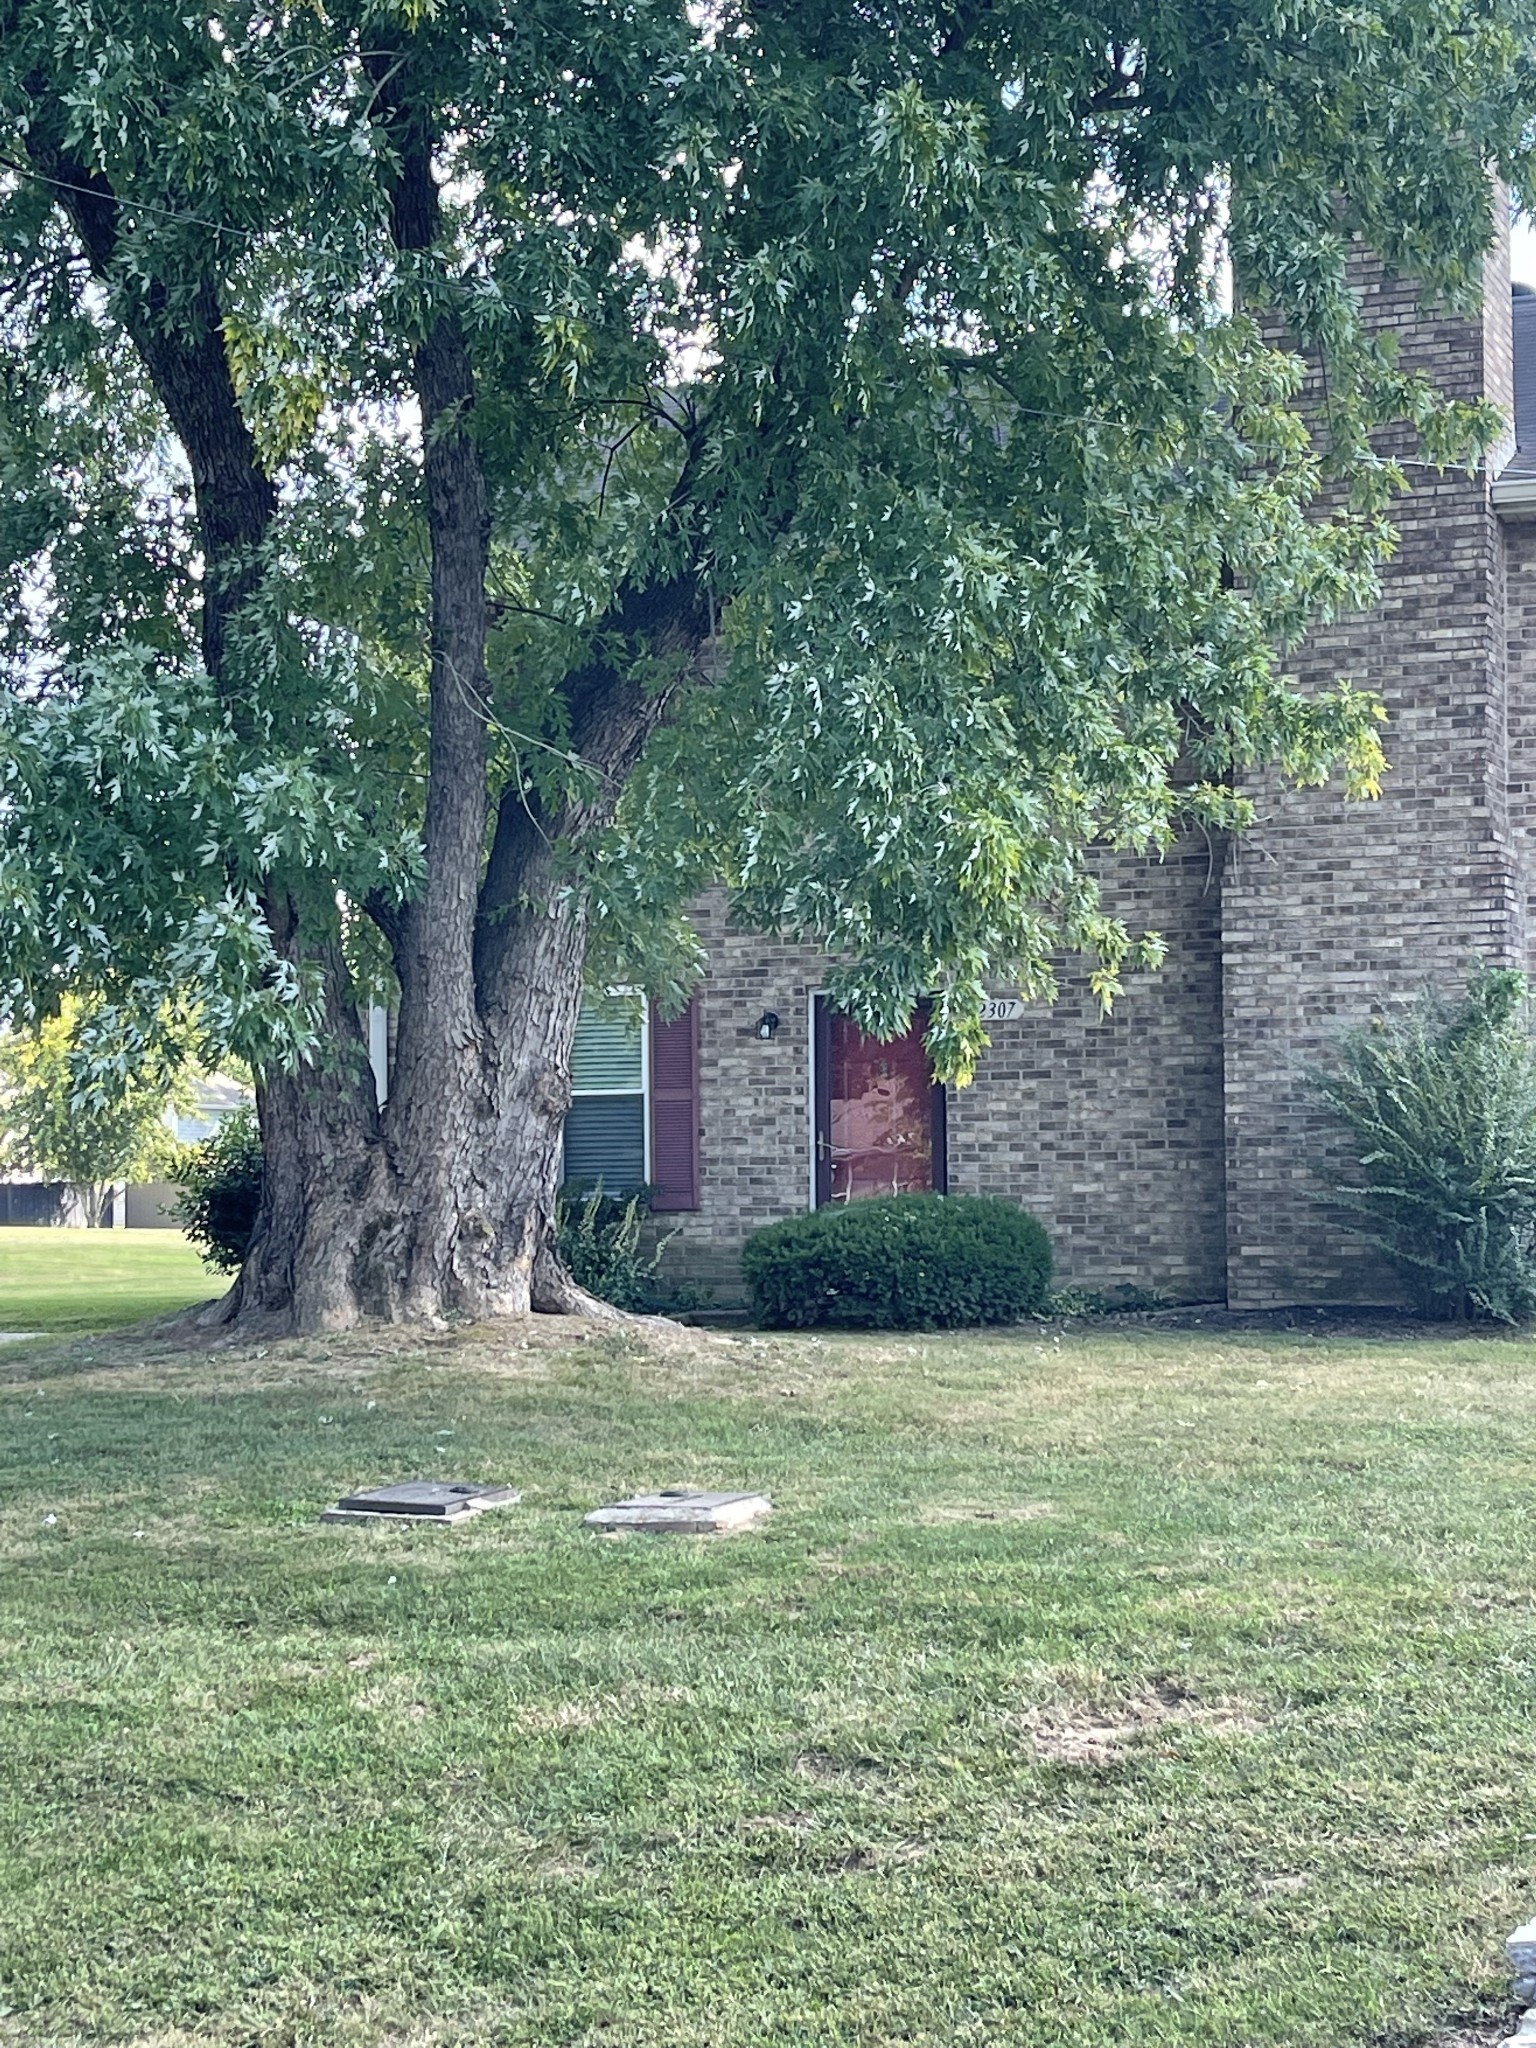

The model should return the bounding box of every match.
[1492,471,1536,518]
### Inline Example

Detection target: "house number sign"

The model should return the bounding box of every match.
[980,998,1025,1022]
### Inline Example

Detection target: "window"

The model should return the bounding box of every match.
[561,990,702,1209]
[563,995,647,1191]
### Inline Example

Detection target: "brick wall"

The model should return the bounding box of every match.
[1221,224,1522,1306]
[665,853,1227,1302]
[1503,516,1536,939]
[944,842,1227,1302]
[663,891,824,1291]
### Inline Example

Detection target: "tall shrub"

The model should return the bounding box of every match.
[1310,969,1536,1322]
[554,1185,683,1314]
[174,1108,264,1272]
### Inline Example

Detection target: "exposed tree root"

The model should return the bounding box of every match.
[530,1242,625,1320]
[178,1251,683,1342]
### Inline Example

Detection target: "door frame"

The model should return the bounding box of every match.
[809,992,948,1208]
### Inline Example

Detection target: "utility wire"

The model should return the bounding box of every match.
[0,154,271,244]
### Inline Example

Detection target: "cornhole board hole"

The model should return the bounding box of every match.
[584,1489,772,1534]
[321,1481,521,1524]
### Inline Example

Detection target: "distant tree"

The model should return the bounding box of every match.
[0,1001,185,1226]
[0,0,1531,1326]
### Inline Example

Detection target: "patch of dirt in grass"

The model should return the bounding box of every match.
[534,1848,602,1880]
[807,1555,896,1583]
[795,1748,892,1785]
[514,1698,607,1732]
[55,2035,208,2048]
[1024,1680,1265,1766]
[738,1814,932,1873]
[822,1839,932,1872]
[352,1674,435,1722]
[918,1500,1057,1523]
[55,2006,514,2048]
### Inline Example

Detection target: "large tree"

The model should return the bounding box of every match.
[0,0,1528,1329]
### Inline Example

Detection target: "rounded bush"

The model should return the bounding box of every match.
[741,1192,1052,1330]
[173,1106,263,1273]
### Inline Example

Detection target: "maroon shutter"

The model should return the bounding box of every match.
[649,998,700,1211]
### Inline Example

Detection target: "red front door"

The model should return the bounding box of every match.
[814,999,946,1205]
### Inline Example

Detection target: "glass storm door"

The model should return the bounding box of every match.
[813,1000,946,1205]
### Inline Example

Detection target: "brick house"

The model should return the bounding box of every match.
[566,210,1536,1310]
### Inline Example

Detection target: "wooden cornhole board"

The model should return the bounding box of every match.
[584,1489,772,1534]
[321,1481,521,1524]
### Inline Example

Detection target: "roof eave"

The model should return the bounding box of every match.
[1492,471,1536,519]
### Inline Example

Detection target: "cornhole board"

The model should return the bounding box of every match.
[584,1489,772,1534]
[321,1481,521,1524]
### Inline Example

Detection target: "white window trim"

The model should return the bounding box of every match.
[806,986,826,1213]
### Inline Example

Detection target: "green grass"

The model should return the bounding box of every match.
[1,1317,1534,2047]
[0,1225,216,1333]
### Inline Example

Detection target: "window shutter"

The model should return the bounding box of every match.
[649,998,700,1211]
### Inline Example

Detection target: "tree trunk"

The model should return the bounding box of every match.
[223,878,600,1331]
[222,894,386,1331]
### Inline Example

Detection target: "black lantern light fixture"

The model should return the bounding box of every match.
[755,1010,780,1042]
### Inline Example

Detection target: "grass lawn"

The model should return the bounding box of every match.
[1,1316,1534,2047]
[0,1226,217,1334]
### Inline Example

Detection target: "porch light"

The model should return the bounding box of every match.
[755,1011,780,1041]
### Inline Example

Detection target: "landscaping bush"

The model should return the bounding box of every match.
[555,1183,705,1314]
[742,1192,1052,1329]
[173,1107,264,1273]
[1310,966,1536,1322]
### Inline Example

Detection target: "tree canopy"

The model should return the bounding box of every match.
[0,0,1531,1322]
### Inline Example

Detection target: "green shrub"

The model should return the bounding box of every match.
[742,1192,1052,1330]
[173,1107,264,1273]
[555,1183,707,1314]
[1310,967,1536,1323]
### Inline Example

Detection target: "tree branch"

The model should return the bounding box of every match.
[17,120,276,688]
[362,41,493,1102]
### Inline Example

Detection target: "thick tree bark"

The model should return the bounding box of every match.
[224,893,384,1330]
[469,561,713,1313]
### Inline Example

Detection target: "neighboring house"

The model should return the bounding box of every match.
[572,203,1536,1310]
[0,1071,253,1229]
[165,1073,251,1148]
[121,1075,252,1230]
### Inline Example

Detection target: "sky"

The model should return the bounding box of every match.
[1513,212,1536,287]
